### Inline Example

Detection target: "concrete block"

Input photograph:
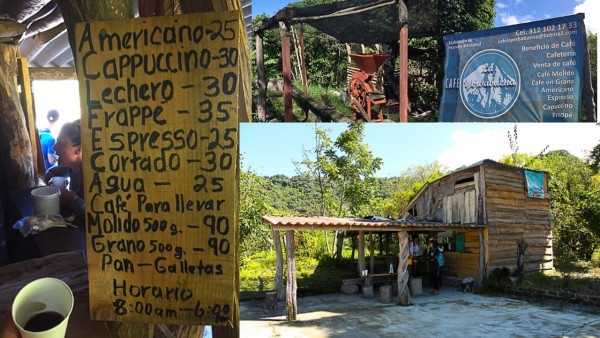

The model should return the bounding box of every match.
[409,277,422,296]
[380,285,393,303]
[341,284,359,295]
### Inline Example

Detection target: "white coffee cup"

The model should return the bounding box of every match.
[12,277,74,338]
[31,186,61,215]
[49,177,69,190]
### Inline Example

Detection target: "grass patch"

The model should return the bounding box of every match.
[240,250,358,293]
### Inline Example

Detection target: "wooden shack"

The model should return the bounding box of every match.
[401,160,553,278]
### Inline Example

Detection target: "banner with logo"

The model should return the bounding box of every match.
[440,14,586,122]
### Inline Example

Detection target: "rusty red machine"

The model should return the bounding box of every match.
[347,54,389,122]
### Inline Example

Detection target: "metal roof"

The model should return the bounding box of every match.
[262,216,483,232]
[3,0,252,68]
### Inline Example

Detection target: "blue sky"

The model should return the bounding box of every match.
[240,123,600,178]
[253,0,599,33]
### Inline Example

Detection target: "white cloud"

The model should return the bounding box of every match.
[498,13,535,26]
[574,0,599,33]
[496,2,508,9]
[437,124,600,171]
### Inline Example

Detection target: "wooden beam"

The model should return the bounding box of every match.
[397,230,410,305]
[273,229,285,301]
[299,24,308,94]
[255,31,266,122]
[28,67,77,80]
[279,22,293,122]
[285,230,297,321]
[0,19,27,38]
[0,44,36,190]
[17,58,39,178]
[479,229,485,287]
[358,231,365,274]
[369,232,375,274]
[398,24,408,122]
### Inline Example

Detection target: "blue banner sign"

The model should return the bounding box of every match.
[440,14,586,122]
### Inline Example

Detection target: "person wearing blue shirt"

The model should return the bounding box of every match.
[39,109,59,170]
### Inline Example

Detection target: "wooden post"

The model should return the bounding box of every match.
[273,229,285,301]
[479,229,485,288]
[255,30,267,121]
[397,230,410,305]
[0,44,35,191]
[398,24,408,122]
[279,22,293,122]
[358,231,365,274]
[299,24,308,94]
[17,58,39,178]
[369,232,375,274]
[285,230,297,321]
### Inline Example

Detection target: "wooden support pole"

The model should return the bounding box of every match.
[279,22,293,122]
[0,44,35,191]
[398,24,408,122]
[299,24,308,94]
[285,230,297,321]
[369,232,375,274]
[479,229,485,288]
[17,58,39,178]
[397,230,410,305]
[255,31,267,121]
[273,229,285,300]
[358,231,365,274]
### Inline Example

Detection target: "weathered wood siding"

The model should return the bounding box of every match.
[443,231,480,280]
[404,168,480,223]
[483,165,552,273]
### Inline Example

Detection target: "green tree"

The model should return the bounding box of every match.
[387,161,448,217]
[323,123,383,258]
[526,150,600,260]
[240,168,273,253]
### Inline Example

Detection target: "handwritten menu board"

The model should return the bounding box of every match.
[75,12,239,326]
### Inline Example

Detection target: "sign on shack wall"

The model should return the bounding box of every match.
[440,14,587,122]
[76,11,240,326]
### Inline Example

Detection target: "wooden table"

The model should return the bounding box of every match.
[0,251,110,337]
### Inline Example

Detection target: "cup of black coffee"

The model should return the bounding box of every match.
[11,278,74,338]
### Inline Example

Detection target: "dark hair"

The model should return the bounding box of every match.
[61,120,81,147]
[47,109,59,122]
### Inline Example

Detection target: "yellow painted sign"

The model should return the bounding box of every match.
[76,11,240,326]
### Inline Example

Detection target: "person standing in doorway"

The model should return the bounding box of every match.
[39,109,59,170]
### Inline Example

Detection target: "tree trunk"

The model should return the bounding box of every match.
[273,230,285,300]
[397,230,411,305]
[335,230,345,260]
[285,231,297,321]
[0,43,35,191]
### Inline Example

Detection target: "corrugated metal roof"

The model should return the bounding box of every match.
[262,216,483,231]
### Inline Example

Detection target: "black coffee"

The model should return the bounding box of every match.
[24,311,64,332]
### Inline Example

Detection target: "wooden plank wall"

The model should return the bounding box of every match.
[442,189,476,224]
[444,230,480,280]
[483,165,552,273]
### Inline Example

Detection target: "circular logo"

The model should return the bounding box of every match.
[459,49,521,119]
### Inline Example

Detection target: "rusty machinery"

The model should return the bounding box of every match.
[347,54,389,122]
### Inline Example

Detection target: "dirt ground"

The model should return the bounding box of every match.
[240,287,600,338]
